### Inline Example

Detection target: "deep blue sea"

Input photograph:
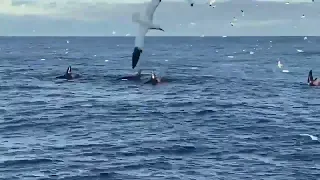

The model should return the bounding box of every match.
[0,36,320,180]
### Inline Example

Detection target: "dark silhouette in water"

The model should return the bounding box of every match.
[308,70,320,86]
[119,70,142,81]
[56,66,80,80]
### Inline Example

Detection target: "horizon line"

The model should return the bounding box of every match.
[0,35,316,38]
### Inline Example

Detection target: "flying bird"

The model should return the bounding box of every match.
[185,0,194,6]
[131,0,164,69]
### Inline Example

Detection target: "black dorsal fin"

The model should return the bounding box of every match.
[308,70,313,83]
[66,66,72,75]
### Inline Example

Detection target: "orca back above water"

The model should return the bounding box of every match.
[119,70,145,81]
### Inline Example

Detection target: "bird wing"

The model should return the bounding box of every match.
[134,25,149,49]
[144,0,161,22]
[209,0,216,5]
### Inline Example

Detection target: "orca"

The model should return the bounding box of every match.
[308,70,320,86]
[56,66,80,80]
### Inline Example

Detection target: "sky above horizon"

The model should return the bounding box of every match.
[0,0,319,36]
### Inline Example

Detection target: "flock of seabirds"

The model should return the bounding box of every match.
[56,0,320,86]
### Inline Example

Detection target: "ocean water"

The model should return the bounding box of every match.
[0,36,320,180]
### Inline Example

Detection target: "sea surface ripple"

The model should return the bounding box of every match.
[0,36,320,180]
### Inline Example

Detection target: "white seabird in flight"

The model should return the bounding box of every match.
[131,0,164,69]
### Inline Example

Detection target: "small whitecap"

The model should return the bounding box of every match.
[227,56,234,58]
[282,70,289,73]
[296,49,304,53]
[105,60,109,62]
[67,40,69,43]
[243,49,246,52]
[40,58,45,61]
[250,51,254,55]
[81,104,92,107]
[216,50,219,53]
[94,55,97,57]
[222,36,227,38]
[117,45,119,47]
[304,37,307,40]
[165,59,168,62]
[191,67,198,69]
[65,52,68,54]
[270,40,272,43]
[66,48,68,51]
[300,134,318,141]
[152,53,156,56]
